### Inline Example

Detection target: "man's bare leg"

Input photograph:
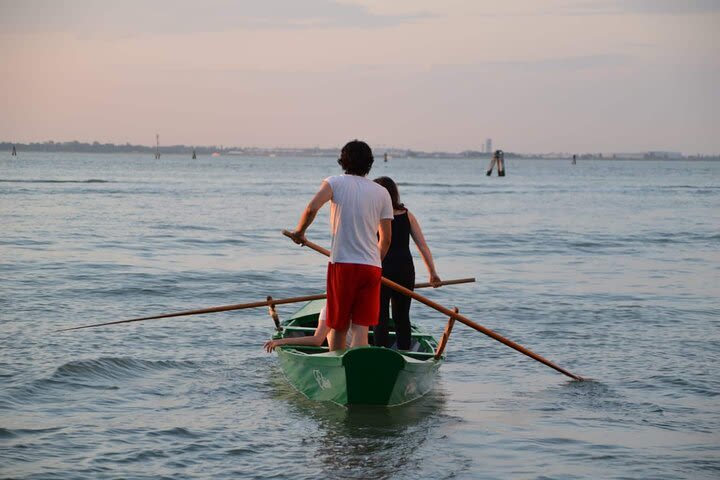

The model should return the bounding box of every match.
[328,327,349,351]
[349,324,369,347]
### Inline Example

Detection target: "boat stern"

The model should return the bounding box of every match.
[343,347,439,406]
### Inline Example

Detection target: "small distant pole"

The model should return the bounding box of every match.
[11,145,17,156]
[572,154,577,165]
[155,134,161,159]
[384,152,388,163]
[192,147,196,159]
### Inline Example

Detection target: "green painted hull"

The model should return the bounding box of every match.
[272,300,443,407]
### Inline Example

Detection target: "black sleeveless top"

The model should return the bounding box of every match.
[383,211,413,267]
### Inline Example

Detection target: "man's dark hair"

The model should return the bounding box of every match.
[338,140,374,176]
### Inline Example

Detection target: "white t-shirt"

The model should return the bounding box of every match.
[325,174,393,267]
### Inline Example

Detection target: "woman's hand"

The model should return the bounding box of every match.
[430,273,442,288]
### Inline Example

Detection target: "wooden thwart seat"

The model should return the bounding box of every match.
[284,344,437,360]
[282,325,434,339]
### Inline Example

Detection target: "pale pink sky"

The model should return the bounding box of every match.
[1,0,718,153]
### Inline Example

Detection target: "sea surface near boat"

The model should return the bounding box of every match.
[1,153,719,479]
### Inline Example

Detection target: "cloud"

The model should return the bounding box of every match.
[561,0,720,16]
[426,54,633,75]
[503,53,632,71]
[0,0,430,34]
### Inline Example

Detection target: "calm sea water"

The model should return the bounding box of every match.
[1,152,718,479]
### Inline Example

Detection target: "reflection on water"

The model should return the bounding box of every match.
[278,381,448,480]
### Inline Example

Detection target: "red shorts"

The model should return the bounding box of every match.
[326,262,382,330]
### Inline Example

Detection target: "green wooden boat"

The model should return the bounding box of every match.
[269,299,445,407]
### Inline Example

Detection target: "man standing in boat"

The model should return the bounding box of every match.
[288,140,393,351]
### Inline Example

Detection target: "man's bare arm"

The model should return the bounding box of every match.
[290,181,333,245]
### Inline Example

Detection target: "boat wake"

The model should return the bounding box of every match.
[0,357,199,408]
[50,356,196,383]
[0,178,111,183]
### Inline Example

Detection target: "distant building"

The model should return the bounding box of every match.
[613,151,683,159]
[485,138,492,153]
[645,151,683,159]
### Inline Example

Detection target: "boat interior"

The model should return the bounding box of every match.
[280,317,439,359]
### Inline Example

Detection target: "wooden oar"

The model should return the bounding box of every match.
[58,277,475,332]
[56,293,328,332]
[416,277,475,289]
[282,230,584,381]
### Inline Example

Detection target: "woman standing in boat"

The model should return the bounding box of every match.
[373,177,441,350]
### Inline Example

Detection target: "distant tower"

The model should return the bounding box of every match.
[11,145,17,156]
[192,148,197,159]
[155,134,161,159]
[485,138,492,154]
[384,152,388,163]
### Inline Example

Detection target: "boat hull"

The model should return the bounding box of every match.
[277,346,441,406]
[273,300,443,407]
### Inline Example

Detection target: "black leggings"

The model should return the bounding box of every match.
[374,261,415,350]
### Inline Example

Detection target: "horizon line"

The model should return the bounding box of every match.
[2,139,715,157]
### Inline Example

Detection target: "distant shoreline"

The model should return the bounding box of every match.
[2,141,718,161]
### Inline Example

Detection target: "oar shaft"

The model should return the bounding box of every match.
[282,230,583,381]
[58,293,327,332]
[415,277,475,288]
[380,276,583,381]
[60,276,475,332]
